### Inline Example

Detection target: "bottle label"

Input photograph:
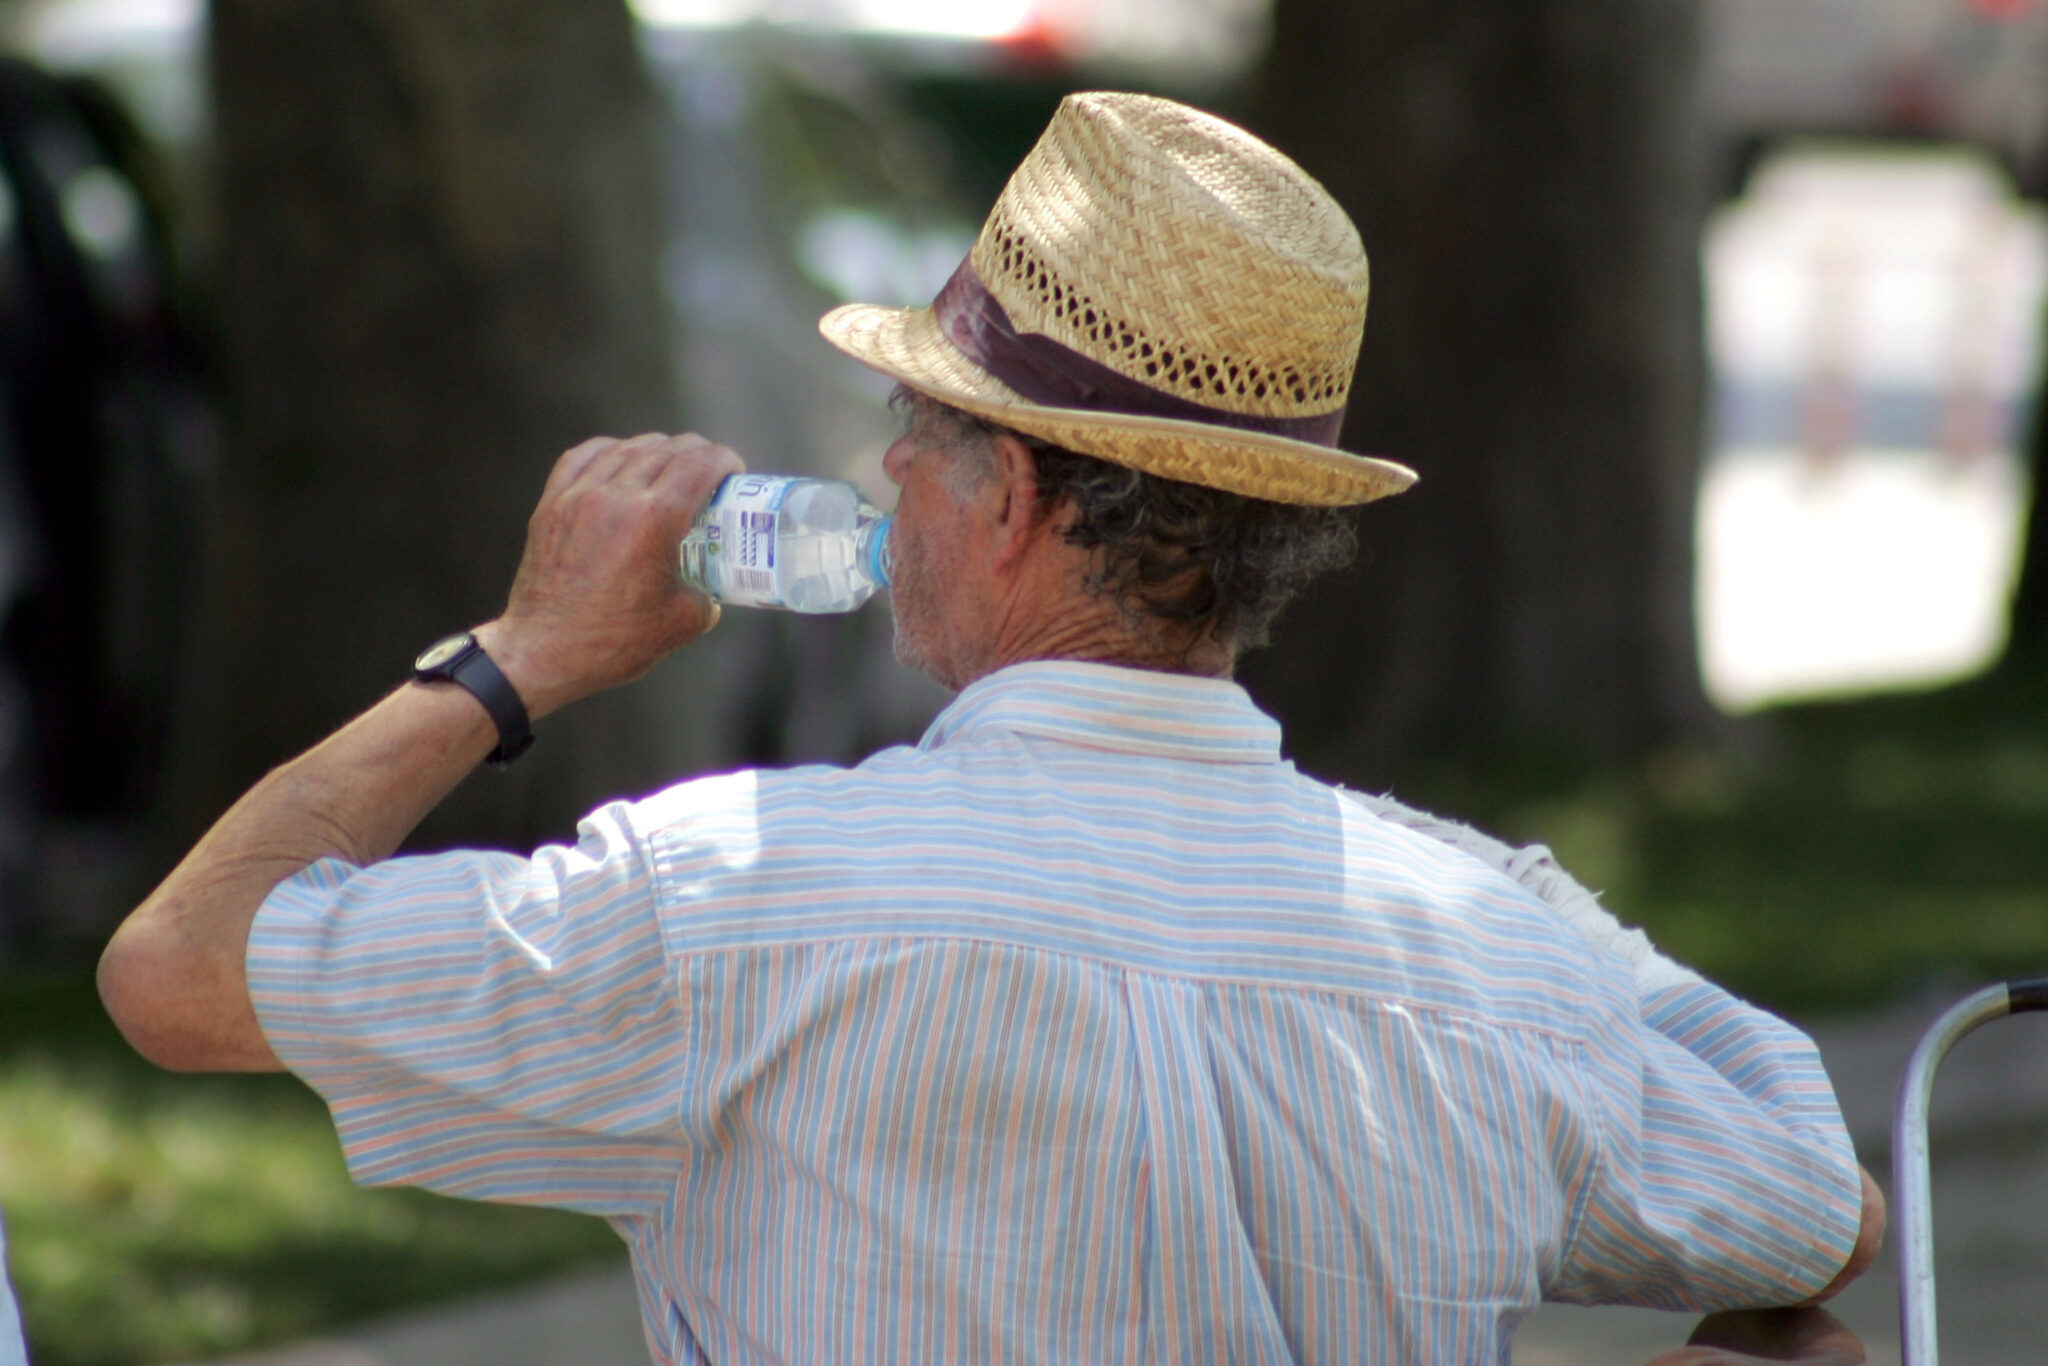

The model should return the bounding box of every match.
[701,475,791,607]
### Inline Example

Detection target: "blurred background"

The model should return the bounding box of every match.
[0,0,2043,1361]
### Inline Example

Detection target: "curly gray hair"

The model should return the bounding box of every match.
[892,388,1358,656]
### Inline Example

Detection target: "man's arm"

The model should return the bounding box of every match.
[98,432,743,1072]
[1353,793,1885,1304]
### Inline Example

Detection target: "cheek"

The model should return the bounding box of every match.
[906,527,953,608]
[895,475,963,589]
[888,515,940,611]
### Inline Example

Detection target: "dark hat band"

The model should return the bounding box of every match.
[931,259,1348,447]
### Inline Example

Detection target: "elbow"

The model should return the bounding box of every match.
[98,909,285,1073]
[98,923,182,1069]
[97,920,216,1072]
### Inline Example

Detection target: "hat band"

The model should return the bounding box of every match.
[932,260,1347,446]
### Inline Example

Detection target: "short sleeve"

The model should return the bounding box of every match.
[247,800,688,1221]
[1553,977,1864,1308]
[1354,792,1864,1308]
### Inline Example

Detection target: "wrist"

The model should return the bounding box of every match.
[468,620,575,722]
[413,629,534,765]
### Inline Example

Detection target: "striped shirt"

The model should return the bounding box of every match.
[248,660,1862,1365]
[0,1214,25,1366]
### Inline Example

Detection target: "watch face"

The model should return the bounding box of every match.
[415,632,475,672]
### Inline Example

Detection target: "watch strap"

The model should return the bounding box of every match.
[416,634,534,766]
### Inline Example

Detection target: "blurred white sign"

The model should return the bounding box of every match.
[1698,145,2048,710]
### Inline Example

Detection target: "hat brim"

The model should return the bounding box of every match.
[820,302,1416,508]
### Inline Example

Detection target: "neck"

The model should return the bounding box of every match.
[934,473,1235,689]
[963,577,1234,687]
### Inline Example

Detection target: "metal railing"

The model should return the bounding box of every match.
[1893,975,2048,1366]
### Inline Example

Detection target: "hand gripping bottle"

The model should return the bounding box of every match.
[679,474,893,613]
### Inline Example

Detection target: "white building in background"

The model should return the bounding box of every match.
[1699,146,2048,710]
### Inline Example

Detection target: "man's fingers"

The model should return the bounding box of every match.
[619,432,739,498]
[646,433,744,509]
[548,434,737,518]
[627,431,720,487]
[573,432,667,494]
[542,436,621,499]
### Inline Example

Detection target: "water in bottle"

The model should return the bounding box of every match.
[679,474,893,613]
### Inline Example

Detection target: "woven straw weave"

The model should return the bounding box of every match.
[821,92,1415,506]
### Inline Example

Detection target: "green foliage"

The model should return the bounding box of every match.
[1400,665,2048,1015]
[0,977,623,1366]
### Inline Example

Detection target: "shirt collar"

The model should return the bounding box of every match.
[917,660,1283,765]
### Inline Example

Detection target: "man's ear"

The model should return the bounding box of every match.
[987,433,1052,572]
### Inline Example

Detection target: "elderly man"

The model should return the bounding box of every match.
[101,93,1878,1364]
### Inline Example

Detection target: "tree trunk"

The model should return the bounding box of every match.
[1240,0,1718,786]
[2005,374,2047,659]
[180,0,706,854]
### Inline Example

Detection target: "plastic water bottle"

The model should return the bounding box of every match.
[679,474,893,613]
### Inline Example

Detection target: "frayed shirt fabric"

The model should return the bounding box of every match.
[248,660,1862,1366]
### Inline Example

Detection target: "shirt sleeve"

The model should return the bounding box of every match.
[246,799,688,1222]
[0,1212,27,1366]
[1356,792,1864,1308]
[1551,975,1863,1308]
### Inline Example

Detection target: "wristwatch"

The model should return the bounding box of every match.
[413,631,534,766]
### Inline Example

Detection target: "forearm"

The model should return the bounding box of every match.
[99,674,503,1071]
[100,432,739,1074]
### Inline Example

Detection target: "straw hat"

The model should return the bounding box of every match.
[820,91,1415,507]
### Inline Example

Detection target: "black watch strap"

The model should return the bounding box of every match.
[413,631,534,766]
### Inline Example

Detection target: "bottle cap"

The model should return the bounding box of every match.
[866,515,893,589]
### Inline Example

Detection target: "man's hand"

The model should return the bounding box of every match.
[479,432,742,719]
[1643,1306,1868,1365]
[100,432,741,1073]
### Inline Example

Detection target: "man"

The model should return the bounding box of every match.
[100,93,1879,1363]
